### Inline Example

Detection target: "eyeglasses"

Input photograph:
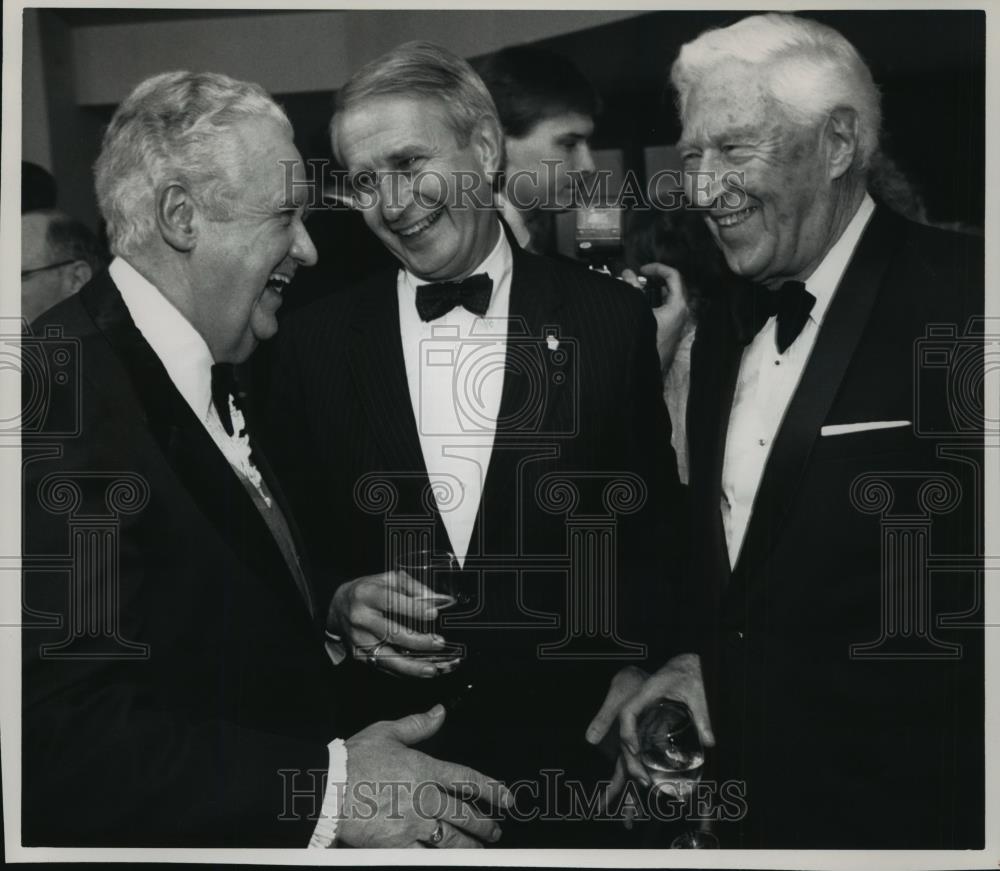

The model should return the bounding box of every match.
[21,259,76,279]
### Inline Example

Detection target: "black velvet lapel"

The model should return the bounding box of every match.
[730,206,901,590]
[78,271,316,628]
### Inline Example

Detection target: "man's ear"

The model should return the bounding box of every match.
[824,106,860,181]
[65,260,93,294]
[156,182,197,252]
[472,116,504,179]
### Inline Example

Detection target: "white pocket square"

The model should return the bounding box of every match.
[821,421,911,436]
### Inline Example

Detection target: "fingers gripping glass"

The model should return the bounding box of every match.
[637,698,719,849]
[396,549,469,662]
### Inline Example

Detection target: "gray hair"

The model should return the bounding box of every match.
[94,71,291,257]
[331,41,500,162]
[671,13,881,171]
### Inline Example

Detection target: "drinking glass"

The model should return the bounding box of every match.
[396,548,466,662]
[636,698,717,849]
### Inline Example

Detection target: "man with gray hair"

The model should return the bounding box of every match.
[269,41,682,847]
[592,13,983,847]
[22,70,508,848]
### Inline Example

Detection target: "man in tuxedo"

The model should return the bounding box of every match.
[268,41,684,846]
[21,70,508,849]
[601,13,984,847]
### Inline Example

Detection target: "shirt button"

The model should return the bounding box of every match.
[758,438,767,446]
[774,359,781,366]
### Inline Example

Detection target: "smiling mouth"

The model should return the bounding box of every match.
[397,207,444,238]
[712,206,758,228]
[265,272,292,294]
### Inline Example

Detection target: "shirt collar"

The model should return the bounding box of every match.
[496,193,532,250]
[802,192,875,326]
[400,219,512,318]
[109,256,215,422]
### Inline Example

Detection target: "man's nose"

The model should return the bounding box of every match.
[378,172,412,224]
[291,218,318,267]
[575,144,597,177]
[685,152,727,209]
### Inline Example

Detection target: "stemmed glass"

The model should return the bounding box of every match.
[636,698,718,849]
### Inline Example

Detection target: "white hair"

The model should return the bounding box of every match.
[671,13,881,171]
[94,71,291,258]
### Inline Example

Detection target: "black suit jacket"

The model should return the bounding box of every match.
[267,237,682,794]
[21,271,339,847]
[686,206,984,848]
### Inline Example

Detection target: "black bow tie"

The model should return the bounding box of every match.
[210,362,247,437]
[415,273,493,322]
[733,280,817,353]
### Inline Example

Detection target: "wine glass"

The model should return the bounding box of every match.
[636,698,717,849]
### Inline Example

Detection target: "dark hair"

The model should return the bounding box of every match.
[22,161,57,213]
[474,46,600,138]
[42,210,107,274]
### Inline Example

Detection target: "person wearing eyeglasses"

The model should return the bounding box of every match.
[21,209,106,324]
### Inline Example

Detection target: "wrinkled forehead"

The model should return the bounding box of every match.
[335,94,462,167]
[679,61,777,140]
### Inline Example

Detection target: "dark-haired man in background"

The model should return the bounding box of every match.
[475,45,598,255]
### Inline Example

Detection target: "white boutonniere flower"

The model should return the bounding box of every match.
[226,396,271,508]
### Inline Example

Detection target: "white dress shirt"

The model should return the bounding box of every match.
[110,257,346,847]
[721,194,875,568]
[663,320,698,486]
[398,223,513,566]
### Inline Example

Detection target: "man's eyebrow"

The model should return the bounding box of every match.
[678,126,759,150]
[718,126,760,141]
[383,145,424,163]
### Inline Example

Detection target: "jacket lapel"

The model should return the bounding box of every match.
[345,271,452,553]
[730,206,901,589]
[462,238,568,557]
[687,292,745,607]
[79,271,316,626]
[494,245,568,439]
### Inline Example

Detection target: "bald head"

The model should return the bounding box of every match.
[21,210,105,324]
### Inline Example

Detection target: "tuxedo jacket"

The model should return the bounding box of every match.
[21,271,338,847]
[267,238,682,786]
[687,206,984,848]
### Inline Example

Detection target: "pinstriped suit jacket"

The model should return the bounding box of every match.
[267,240,686,782]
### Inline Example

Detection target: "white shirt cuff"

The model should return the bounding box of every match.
[308,738,348,848]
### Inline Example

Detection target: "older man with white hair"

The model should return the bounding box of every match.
[22,70,508,849]
[590,13,983,848]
